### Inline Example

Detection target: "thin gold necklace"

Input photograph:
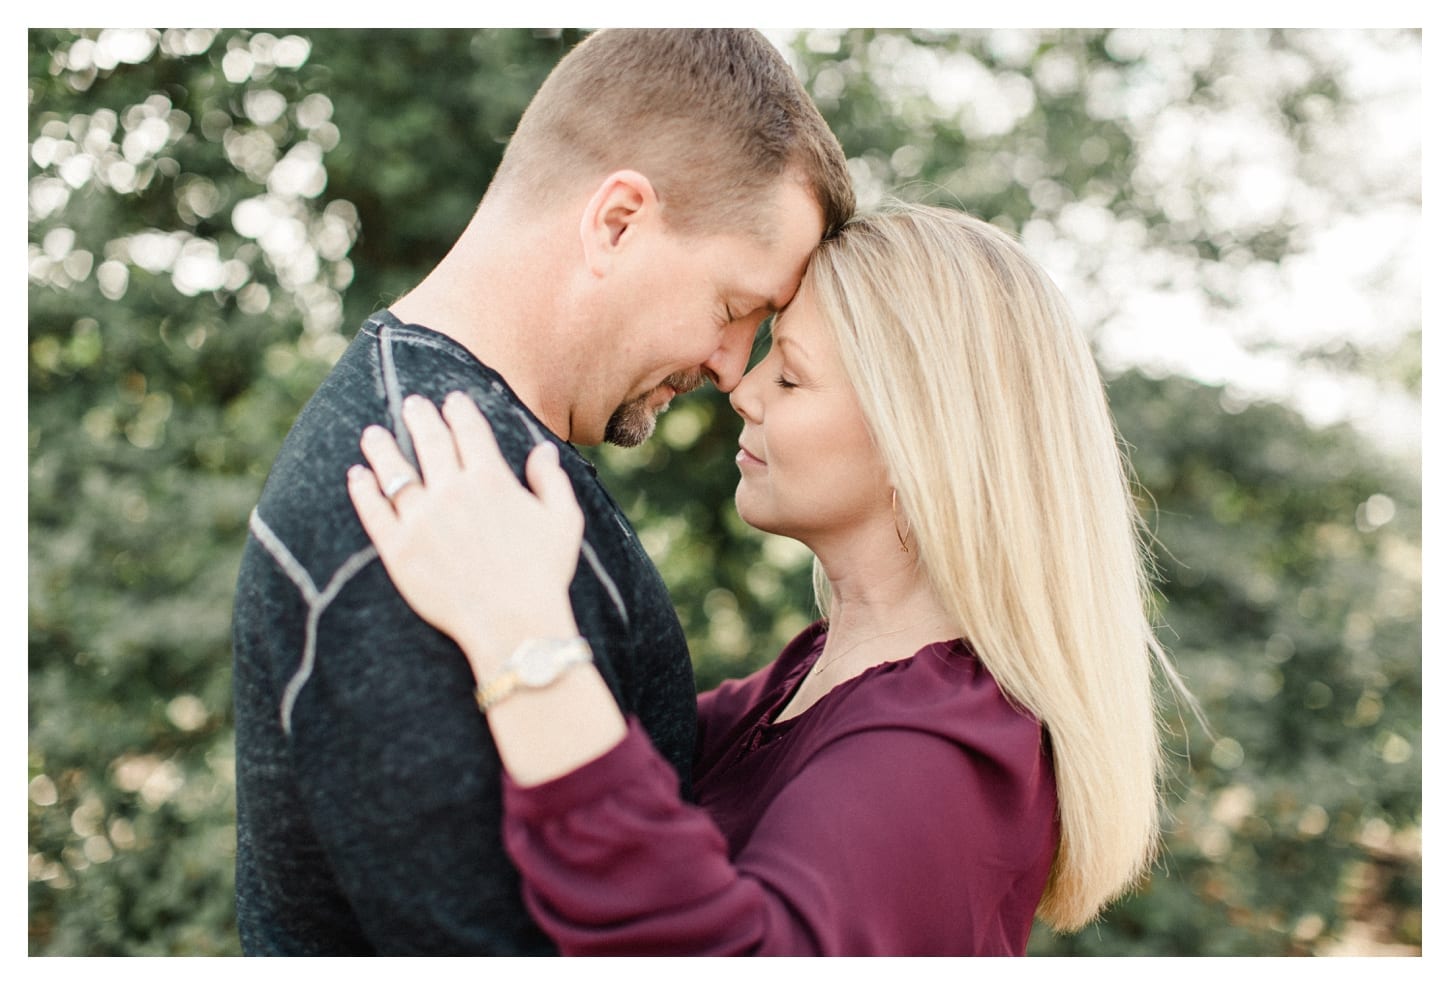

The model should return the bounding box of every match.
[809,625,918,678]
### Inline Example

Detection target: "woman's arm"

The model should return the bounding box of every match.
[502,713,1053,955]
[346,391,625,785]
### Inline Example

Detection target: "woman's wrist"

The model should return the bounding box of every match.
[484,664,628,786]
[456,599,580,682]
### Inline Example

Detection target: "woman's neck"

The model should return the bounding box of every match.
[813,539,958,674]
[773,559,957,724]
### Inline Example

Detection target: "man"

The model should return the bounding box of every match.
[231,29,854,955]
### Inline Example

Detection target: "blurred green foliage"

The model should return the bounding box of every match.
[28,29,1420,956]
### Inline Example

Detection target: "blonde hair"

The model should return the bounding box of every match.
[492,29,854,239]
[806,203,1192,931]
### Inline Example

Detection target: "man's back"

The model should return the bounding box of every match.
[232,312,697,954]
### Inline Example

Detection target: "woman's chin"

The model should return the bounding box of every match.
[733,495,771,535]
[733,498,794,542]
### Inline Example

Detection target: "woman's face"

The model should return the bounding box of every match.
[729,280,892,548]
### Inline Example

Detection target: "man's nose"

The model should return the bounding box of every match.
[702,320,757,393]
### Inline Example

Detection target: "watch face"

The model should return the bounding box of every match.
[511,638,589,687]
[516,647,556,687]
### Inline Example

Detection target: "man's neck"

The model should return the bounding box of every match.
[389,204,578,440]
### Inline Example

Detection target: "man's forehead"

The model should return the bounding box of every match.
[761,252,815,312]
[764,282,797,314]
[759,179,826,310]
[732,268,801,315]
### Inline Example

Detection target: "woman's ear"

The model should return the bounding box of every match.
[578,169,660,277]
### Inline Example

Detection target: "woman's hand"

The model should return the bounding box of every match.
[348,391,626,785]
[346,391,584,677]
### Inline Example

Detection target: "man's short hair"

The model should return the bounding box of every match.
[492,29,855,240]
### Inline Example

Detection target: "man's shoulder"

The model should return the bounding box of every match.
[246,313,586,578]
[371,316,557,463]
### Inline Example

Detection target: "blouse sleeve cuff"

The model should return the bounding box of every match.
[502,716,666,823]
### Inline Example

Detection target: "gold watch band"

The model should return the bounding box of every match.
[473,636,593,712]
[474,672,521,711]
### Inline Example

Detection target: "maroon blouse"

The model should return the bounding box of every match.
[502,621,1058,955]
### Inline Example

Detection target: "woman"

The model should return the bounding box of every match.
[345,203,1190,955]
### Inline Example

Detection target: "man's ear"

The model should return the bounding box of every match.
[579,170,659,276]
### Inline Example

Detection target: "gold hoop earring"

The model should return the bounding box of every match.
[891,488,910,553]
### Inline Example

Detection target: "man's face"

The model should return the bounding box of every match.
[588,178,826,447]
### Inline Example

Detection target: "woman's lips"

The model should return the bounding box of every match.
[736,445,765,468]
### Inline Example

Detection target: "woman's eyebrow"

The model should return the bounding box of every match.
[773,332,814,367]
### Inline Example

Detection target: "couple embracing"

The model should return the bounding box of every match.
[232,28,1186,957]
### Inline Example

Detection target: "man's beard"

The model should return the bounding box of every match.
[603,371,704,447]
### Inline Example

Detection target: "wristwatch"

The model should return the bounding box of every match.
[474,636,593,711]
